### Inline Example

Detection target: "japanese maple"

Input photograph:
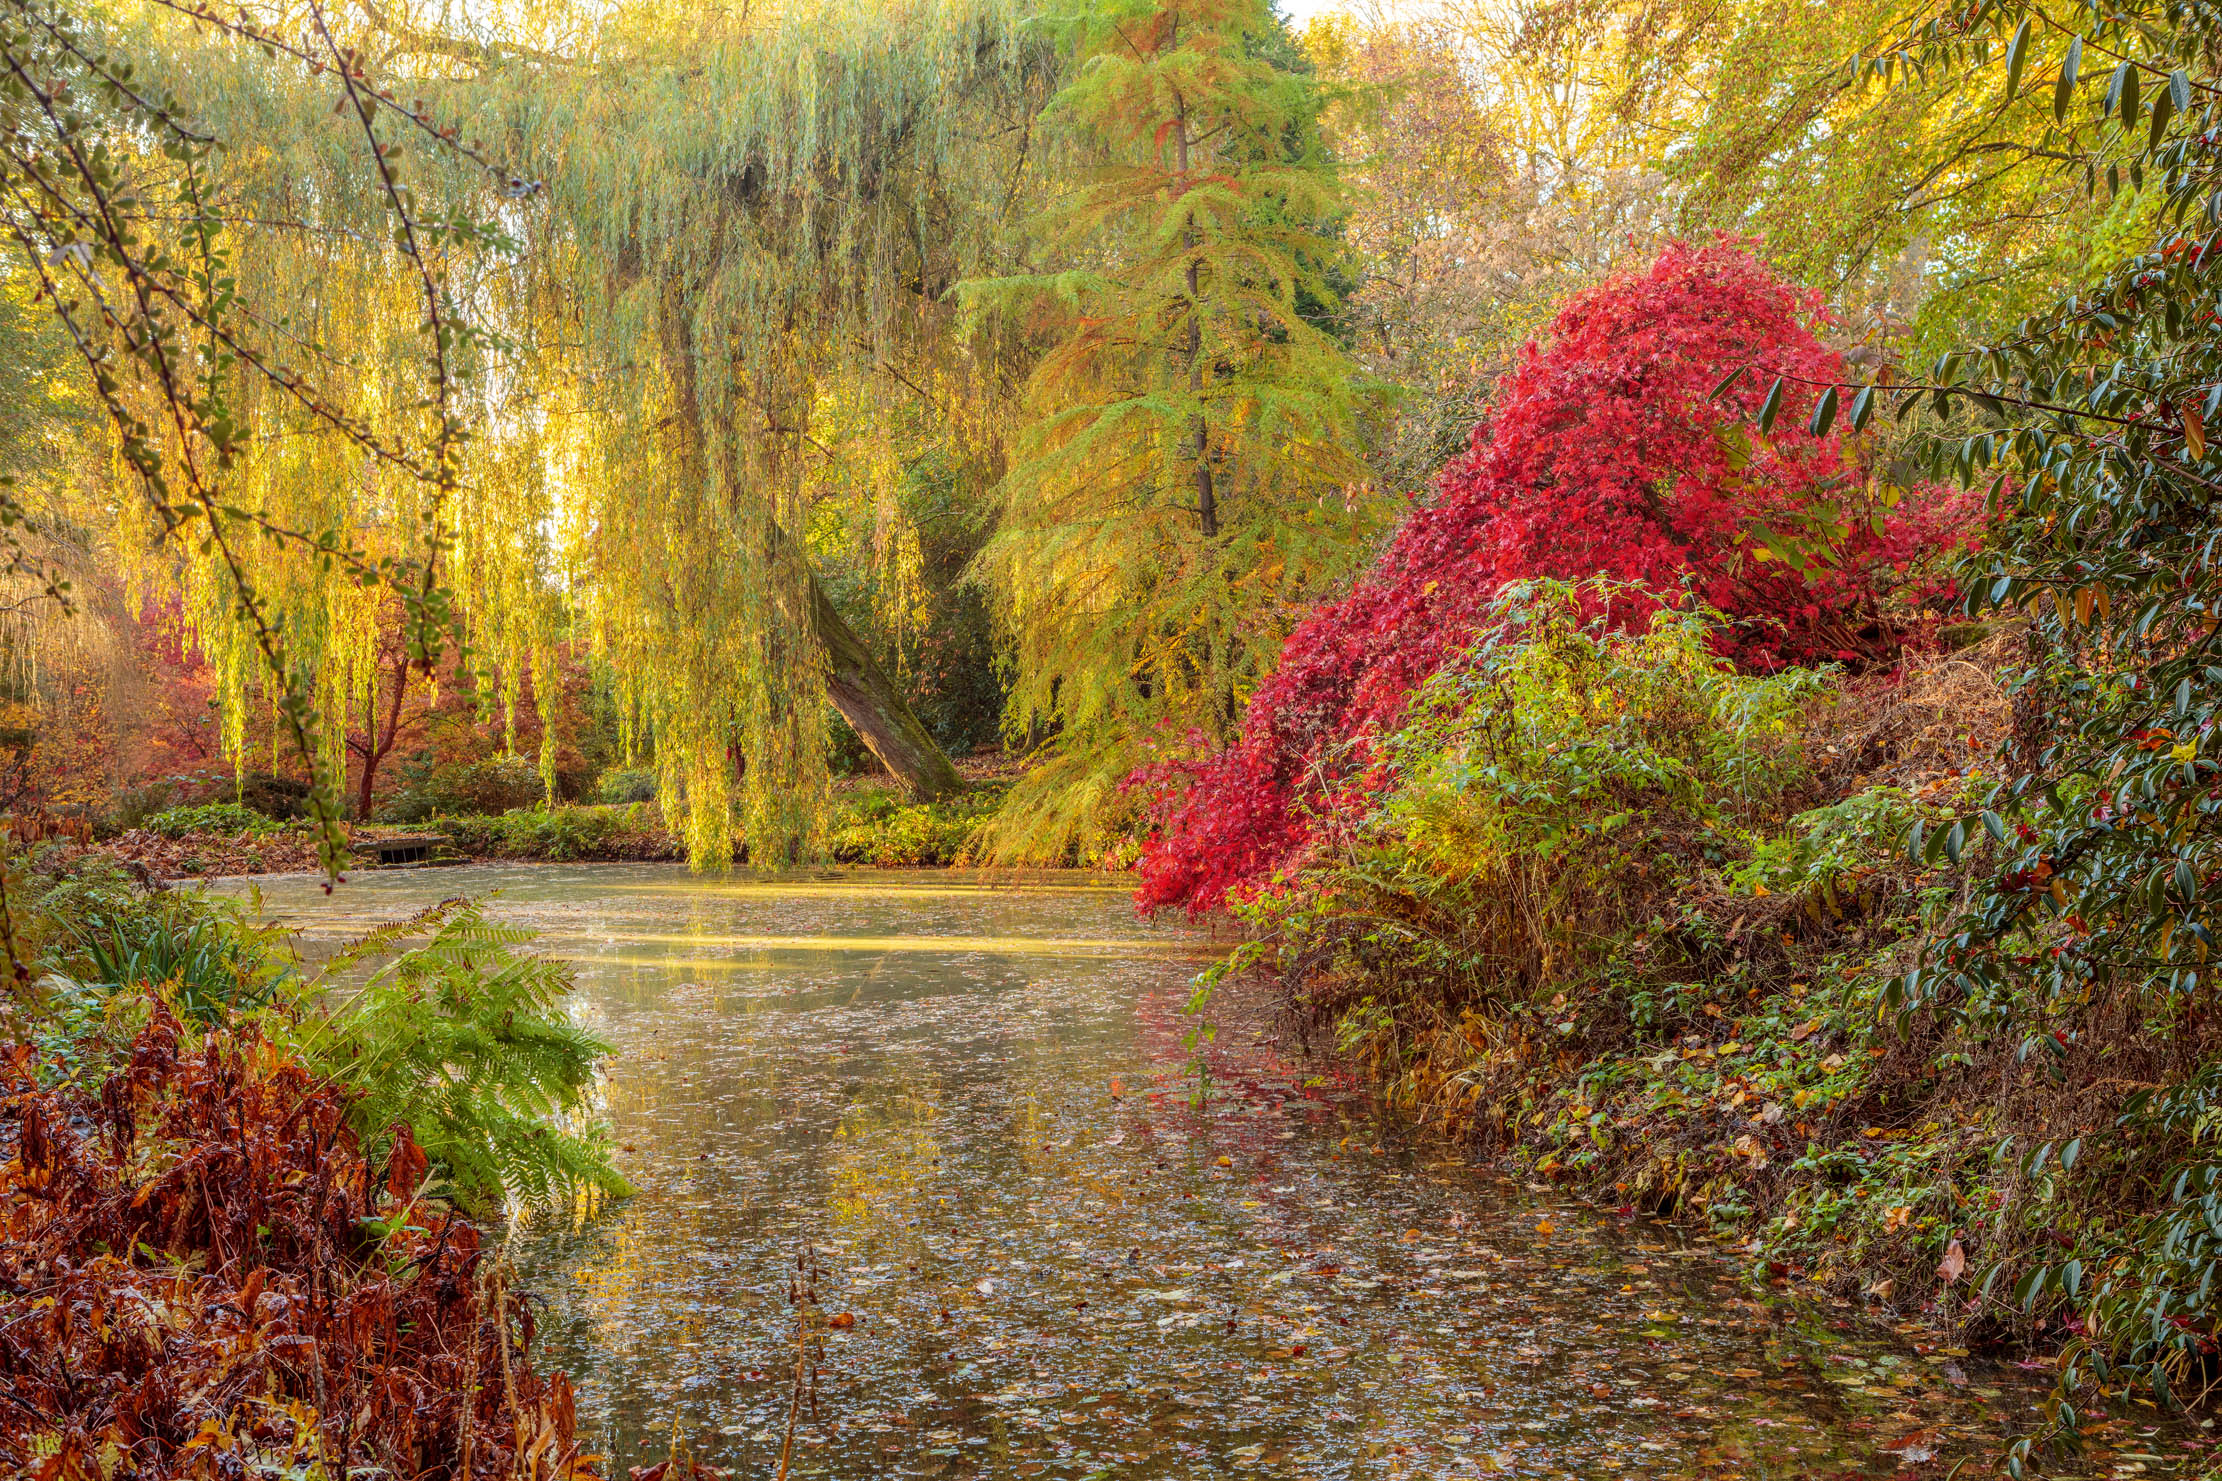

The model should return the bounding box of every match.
[1135,240,1971,913]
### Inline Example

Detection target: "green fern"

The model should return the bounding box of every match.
[279,898,633,1213]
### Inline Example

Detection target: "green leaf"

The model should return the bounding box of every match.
[2055,36,2082,121]
[2005,17,2032,98]
[1808,385,1839,437]
[1849,384,1875,431]
[1756,376,1785,433]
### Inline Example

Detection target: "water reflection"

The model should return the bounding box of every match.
[238,864,2183,1480]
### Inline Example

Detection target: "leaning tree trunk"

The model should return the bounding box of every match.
[808,570,964,802]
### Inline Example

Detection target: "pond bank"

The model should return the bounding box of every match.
[83,782,1012,882]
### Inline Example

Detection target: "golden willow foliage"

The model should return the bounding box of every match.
[0,0,512,873]
[104,0,575,825]
[74,0,1051,867]
[24,0,1378,869]
[490,0,1052,865]
[959,0,1379,863]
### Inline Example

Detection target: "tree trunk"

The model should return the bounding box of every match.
[809,570,965,802]
[351,648,413,820]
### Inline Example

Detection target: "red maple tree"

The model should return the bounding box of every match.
[1135,240,1973,913]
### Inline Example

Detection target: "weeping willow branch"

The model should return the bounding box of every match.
[0,0,512,871]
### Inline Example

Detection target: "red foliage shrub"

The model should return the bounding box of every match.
[1136,240,1973,913]
[0,1006,596,1480]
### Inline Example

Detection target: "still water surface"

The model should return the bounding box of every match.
[240,863,2183,1480]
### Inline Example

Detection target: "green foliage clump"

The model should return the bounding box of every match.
[595,767,659,805]
[1244,583,1825,1021]
[1196,583,2000,1306]
[143,803,283,839]
[18,866,294,1076]
[377,757,548,824]
[425,804,671,863]
[829,787,1001,866]
[1831,0,2222,1443]
[1730,787,1938,910]
[55,898,292,1024]
[5,851,626,1213]
[276,899,631,1213]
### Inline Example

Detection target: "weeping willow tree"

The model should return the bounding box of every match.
[0,0,523,875]
[13,0,1370,873]
[481,0,1053,865]
[4,0,1056,872]
[959,0,1381,863]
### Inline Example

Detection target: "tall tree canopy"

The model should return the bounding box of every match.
[18,0,1058,867]
[962,0,1380,861]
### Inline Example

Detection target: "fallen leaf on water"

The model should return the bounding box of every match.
[828,1312,856,1329]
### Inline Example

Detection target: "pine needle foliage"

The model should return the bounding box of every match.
[960,0,1381,862]
[280,898,629,1213]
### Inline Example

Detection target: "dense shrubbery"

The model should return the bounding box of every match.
[1,1008,598,1479]
[12,858,626,1210]
[0,850,624,1475]
[377,755,549,823]
[1192,591,2118,1341]
[1151,17,2222,1435]
[595,765,659,804]
[1138,242,1972,915]
[829,785,1002,866]
[428,803,674,863]
[142,801,286,839]
[1209,584,1822,1014]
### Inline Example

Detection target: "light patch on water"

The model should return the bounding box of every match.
[536,931,1218,958]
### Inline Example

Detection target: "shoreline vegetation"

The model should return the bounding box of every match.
[67,759,1025,882]
[0,861,629,1478]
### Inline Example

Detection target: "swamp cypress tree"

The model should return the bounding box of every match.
[965,0,1379,861]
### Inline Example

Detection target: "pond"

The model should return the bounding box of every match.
[239,863,2185,1480]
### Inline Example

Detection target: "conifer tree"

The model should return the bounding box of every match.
[964,0,1379,861]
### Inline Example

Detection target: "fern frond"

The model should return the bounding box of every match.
[276,898,632,1213]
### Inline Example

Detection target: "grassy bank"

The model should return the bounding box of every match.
[89,779,1015,879]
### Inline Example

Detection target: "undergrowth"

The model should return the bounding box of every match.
[0,850,627,1475]
[829,784,1005,866]
[1194,583,2220,1404]
[143,802,287,839]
